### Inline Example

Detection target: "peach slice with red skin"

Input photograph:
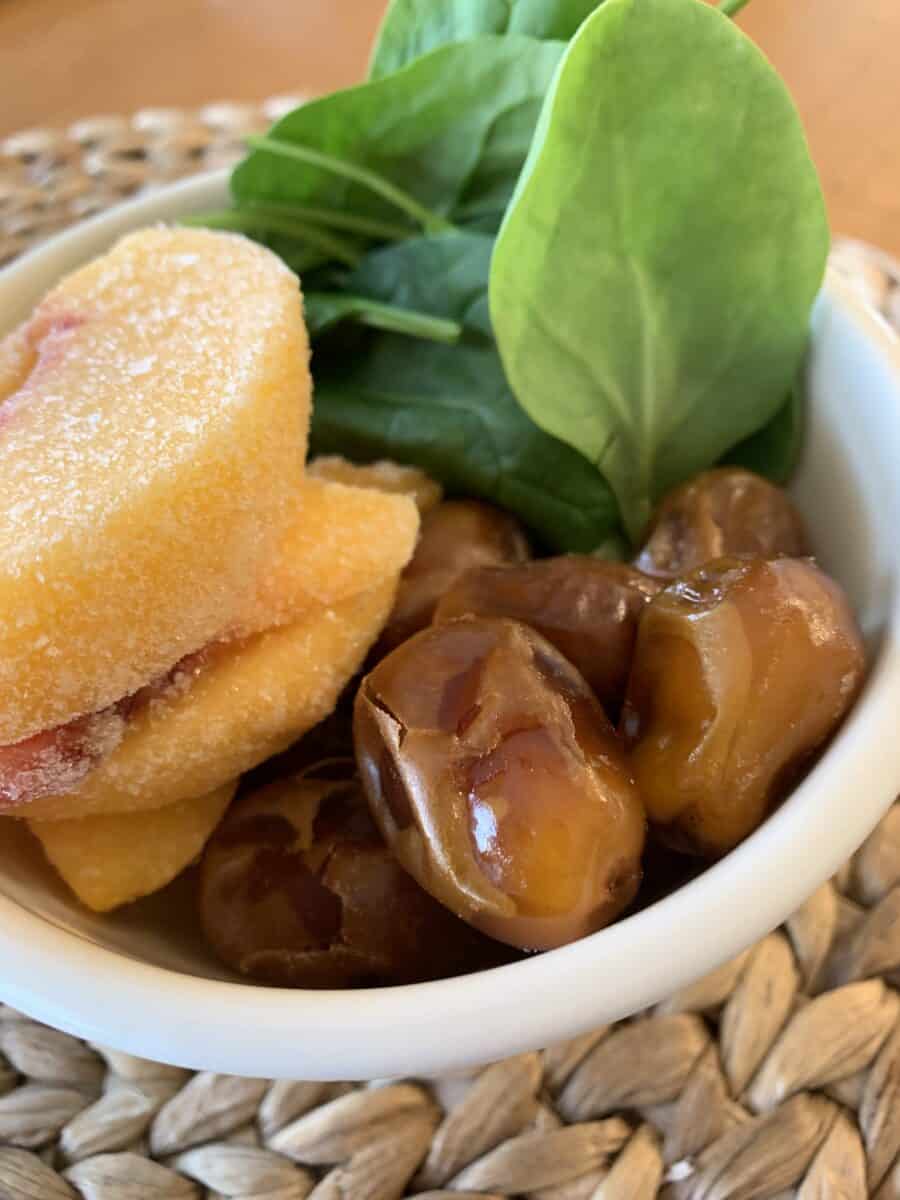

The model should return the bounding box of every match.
[0,454,426,812]
[0,648,211,811]
[0,714,121,810]
[0,227,310,747]
[16,579,405,822]
[0,461,425,814]
[0,312,85,430]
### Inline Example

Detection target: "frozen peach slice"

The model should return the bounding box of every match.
[0,474,419,813]
[19,581,396,822]
[0,648,214,812]
[233,479,419,635]
[308,456,443,514]
[28,781,236,912]
[0,227,310,745]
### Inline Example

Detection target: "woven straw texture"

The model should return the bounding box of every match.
[2,105,900,1200]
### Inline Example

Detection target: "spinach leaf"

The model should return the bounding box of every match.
[232,37,564,232]
[312,342,622,553]
[310,233,621,552]
[342,232,496,335]
[490,0,829,541]
[369,0,601,79]
[724,377,805,485]
[182,208,362,265]
[304,293,462,344]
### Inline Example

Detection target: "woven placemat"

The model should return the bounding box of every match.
[2,108,900,1200]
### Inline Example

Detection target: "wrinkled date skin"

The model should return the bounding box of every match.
[434,557,660,717]
[376,500,530,655]
[621,556,866,857]
[354,617,646,951]
[634,468,809,580]
[199,774,506,986]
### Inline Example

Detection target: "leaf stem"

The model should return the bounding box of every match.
[717,0,752,16]
[182,209,362,266]
[246,134,457,235]
[305,293,462,344]
[240,202,414,243]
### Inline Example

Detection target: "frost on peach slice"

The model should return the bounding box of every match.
[0,706,127,810]
[233,477,419,635]
[0,324,37,400]
[0,226,310,745]
[308,456,443,515]
[28,780,236,912]
[20,581,396,822]
[0,646,216,811]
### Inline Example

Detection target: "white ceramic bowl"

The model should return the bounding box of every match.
[1,172,899,1081]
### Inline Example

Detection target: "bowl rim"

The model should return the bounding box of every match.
[1,172,900,1079]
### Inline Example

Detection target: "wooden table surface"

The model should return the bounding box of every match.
[1,0,898,255]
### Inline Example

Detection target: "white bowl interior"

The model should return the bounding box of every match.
[1,174,900,1078]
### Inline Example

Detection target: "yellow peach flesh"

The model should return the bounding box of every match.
[307,456,443,515]
[29,781,237,912]
[233,480,420,635]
